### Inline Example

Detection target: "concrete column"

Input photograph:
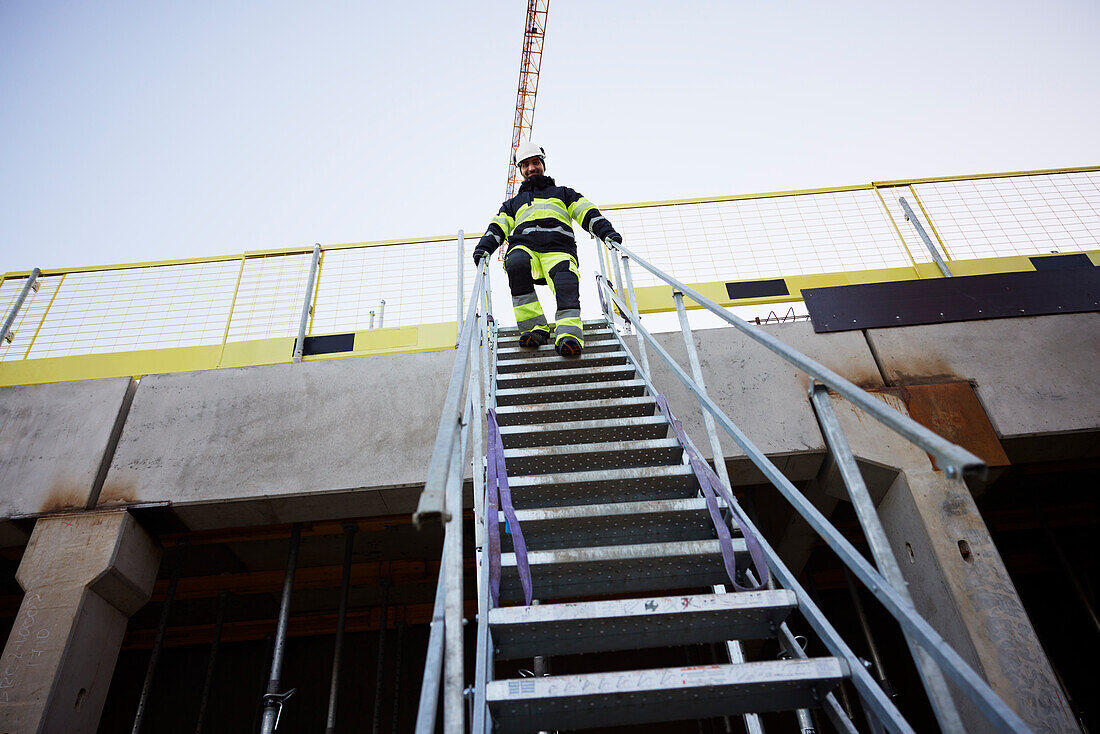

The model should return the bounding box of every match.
[0,509,160,734]
[827,392,1076,734]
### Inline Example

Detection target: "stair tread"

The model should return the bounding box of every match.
[486,658,846,733]
[489,590,797,658]
[499,539,744,601]
[495,378,647,406]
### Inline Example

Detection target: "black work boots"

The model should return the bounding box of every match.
[519,329,549,349]
[555,335,583,357]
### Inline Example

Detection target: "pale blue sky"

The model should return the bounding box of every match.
[2,0,1099,274]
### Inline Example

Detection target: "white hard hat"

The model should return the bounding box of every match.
[513,140,546,167]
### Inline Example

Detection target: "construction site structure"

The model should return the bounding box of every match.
[0,167,1097,732]
[506,0,550,198]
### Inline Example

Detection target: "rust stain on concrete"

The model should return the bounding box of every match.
[898,382,1010,470]
[39,484,89,513]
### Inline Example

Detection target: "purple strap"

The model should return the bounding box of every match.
[654,394,770,592]
[486,408,533,606]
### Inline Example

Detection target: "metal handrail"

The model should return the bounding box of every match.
[413,257,488,526]
[605,239,986,481]
[595,240,1029,732]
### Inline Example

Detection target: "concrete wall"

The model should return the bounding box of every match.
[0,377,134,545]
[98,351,455,530]
[867,312,1100,440]
[628,322,884,484]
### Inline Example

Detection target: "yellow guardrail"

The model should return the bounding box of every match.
[1,165,1097,388]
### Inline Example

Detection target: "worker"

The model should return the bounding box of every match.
[472,141,622,356]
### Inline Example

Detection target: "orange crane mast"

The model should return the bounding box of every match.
[506,0,550,199]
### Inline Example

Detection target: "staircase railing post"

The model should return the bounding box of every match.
[1,268,40,344]
[292,245,322,363]
[457,230,465,335]
[616,247,651,379]
[898,198,952,278]
[810,385,965,732]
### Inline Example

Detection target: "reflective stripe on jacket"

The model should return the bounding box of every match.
[476,174,619,258]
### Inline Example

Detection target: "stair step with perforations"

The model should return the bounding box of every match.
[499,539,743,602]
[496,363,636,389]
[500,415,669,449]
[497,339,620,359]
[495,396,656,426]
[505,464,699,509]
[496,350,629,373]
[495,379,646,406]
[486,658,846,733]
[500,498,727,551]
[503,438,682,475]
[489,589,798,658]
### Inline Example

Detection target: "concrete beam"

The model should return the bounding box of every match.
[0,377,135,545]
[0,509,160,734]
[100,351,457,529]
[828,391,1076,733]
[867,312,1100,442]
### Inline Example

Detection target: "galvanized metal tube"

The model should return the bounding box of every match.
[593,239,612,321]
[372,579,391,734]
[292,245,322,363]
[843,567,893,696]
[414,549,448,734]
[132,540,187,734]
[378,299,386,328]
[810,385,965,732]
[260,524,302,734]
[598,279,1028,733]
[1,268,40,343]
[776,623,858,734]
[608,243,627,330]
[391,623,406,733]
[443,393,472,732]
[619,253,651,379]
[370,310,376,329]
[471,308,493,734]
[415,259,488,524]
[457,230,465,335]
[195,591,229,734]
[325,524,357,734]
[673,292,731,491]
[898,198,952,277]
[608,242,984,480]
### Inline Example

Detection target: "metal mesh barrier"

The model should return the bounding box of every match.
[1,168,1096,372]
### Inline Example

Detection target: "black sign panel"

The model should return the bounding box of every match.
[804,268,1099,333]
[725,278,789,300]
[301,333,356,356]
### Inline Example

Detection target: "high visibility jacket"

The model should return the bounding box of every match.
[476,174,620,259]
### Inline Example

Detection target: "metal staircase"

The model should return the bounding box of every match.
[486,319,845,732]
[414,241,1033,734]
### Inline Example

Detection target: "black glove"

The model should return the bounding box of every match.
[472,247,491,266]
[608,232,623,244]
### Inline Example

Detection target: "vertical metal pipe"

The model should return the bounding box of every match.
[898,198,952,277]
[810,385,964,732]
[369,310,376,329]
[457,230,465,336]
[471,303,494,734]
[1,268,40,343]
[132,539,187,734]
[619,254,651,379]
[378,299,386,328]
[260,524,302,734]
[293,245,323,362]
[195,591,229,734]
[844,567,894,698]
[371,579,392,734]
[390,623,406,733]
[414,550,448,734]
[443,397,471,731]
[608,242,627,330]
[325,524,357,734]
